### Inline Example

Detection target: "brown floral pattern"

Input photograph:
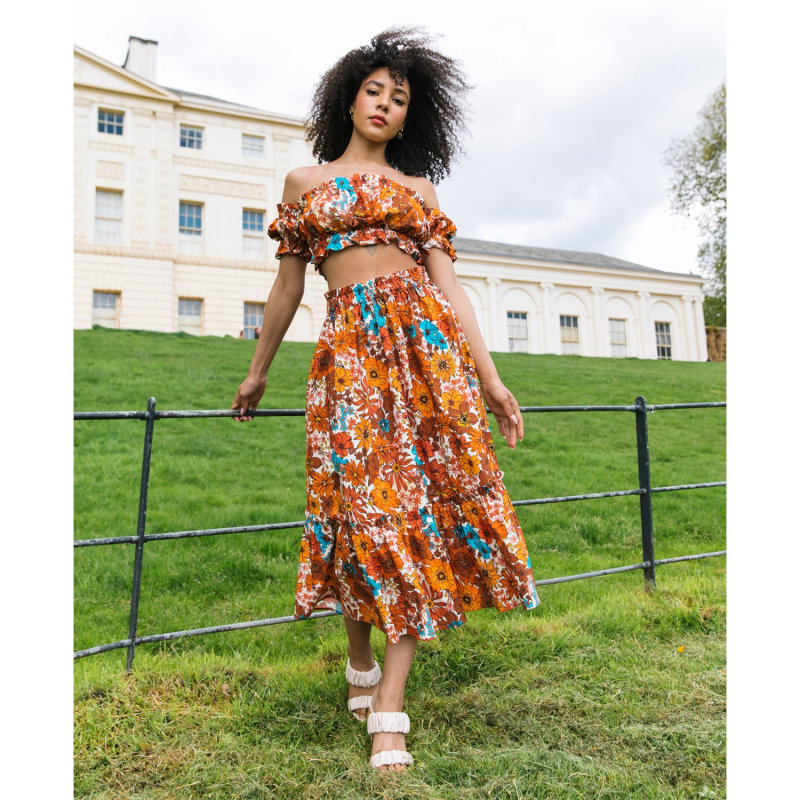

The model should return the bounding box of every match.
[267,173,457,270]
[295,266,540,642]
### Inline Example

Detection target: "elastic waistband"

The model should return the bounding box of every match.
[324,265,428,303]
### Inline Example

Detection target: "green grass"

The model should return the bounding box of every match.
[74,328,726,799]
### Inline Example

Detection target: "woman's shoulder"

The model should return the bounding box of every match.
[281,166,333,203]
[399,175,438,208]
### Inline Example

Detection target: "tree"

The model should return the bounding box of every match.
[664,82,726,327]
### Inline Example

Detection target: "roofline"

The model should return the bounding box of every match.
[74,44,179,101]
[75,44,304,126]
[454,236,702,281]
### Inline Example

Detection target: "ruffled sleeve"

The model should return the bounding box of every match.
[421,207,457,262]
[268,203,312,262]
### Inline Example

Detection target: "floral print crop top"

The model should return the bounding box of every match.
[267,173,457,270]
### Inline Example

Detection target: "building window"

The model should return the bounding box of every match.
[243,302,264,339]
[242,209,265,259]
[178,298,203,335]
[92,291,120,327]
[180,125,203,149]
[560,315,580,354]
[98,109,123,135]
[242,134,264,158]
[95,189,122,244]
[655,321,673,360]
[179,201,203,254]
[507,311,528,352]
[609,318,628,358]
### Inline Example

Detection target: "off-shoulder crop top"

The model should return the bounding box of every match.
[267,173,457,270]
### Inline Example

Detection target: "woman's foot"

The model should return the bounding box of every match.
[369,684,411,772]
[346,653,381,721]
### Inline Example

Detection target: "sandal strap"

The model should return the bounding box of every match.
[370,749,414,769]
[367,711,410,735]
[347,695,373,712]
[346,658,382,688]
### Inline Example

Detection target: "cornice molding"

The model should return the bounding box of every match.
[174,155,272,178]
[75,242,277,272]
[178,174,267,200]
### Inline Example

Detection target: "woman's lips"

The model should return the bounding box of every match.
[369,115,386,126]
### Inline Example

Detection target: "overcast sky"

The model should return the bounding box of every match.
[74,0,726,276]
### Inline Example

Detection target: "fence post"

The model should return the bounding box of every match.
[635,395,656,590]
[126,396,157,672]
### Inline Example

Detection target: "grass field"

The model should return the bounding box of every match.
[74,327,726,799]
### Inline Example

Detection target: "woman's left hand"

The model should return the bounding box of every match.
[481,377,524,449]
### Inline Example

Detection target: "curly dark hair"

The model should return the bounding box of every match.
[305,27,471,184]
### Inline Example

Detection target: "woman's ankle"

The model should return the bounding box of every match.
[347,648,376,672]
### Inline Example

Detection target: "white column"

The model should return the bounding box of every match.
[680,294,696,362]
[637,291,652,359]
[539,282,554,353]
[693,294,708,361]
[590,287,604,357]
[485,277,500,352]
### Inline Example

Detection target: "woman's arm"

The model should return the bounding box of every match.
[416,178,523,448]
[232,255,307,420]
[232,172,311,420]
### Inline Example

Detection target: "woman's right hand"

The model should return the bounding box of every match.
[231,374,267,422]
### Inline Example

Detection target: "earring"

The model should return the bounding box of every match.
[397,129,404,139]
[349,108,354,118]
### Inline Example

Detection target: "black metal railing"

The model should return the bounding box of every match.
[74,396,726,671]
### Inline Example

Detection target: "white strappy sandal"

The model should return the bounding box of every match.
[367,711,414,770]
[345,658,382,720]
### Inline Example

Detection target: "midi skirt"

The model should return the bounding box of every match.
[294,266,540,642]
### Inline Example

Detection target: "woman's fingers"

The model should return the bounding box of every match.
[231,391,256,422]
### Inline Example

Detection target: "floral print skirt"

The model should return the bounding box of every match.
[295,266,540,642]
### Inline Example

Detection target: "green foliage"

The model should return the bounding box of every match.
[74,328,726,798]
[665,82,727,326]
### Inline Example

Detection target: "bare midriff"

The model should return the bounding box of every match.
[319,243,420,290]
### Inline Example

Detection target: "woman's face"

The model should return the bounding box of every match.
[350,66,410,142]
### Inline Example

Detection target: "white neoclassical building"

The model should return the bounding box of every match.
[74,37,707,361]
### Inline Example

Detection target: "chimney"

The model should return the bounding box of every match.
[123,36,158,83]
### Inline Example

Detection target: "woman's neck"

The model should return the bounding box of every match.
[334,132,390,169]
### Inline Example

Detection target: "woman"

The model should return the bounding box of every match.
[232,27,540,772]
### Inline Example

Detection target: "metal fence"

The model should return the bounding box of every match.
[74,396,726,671]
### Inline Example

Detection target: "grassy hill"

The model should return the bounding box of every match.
[74,327,726,799]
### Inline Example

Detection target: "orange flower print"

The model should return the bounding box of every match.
[454,400,479,429]
[420,294,442,320]
[307,404,328,433]
[460,587,479,608]
[386,451,419,490]
[426,559,456,593]
[310,469,336,497]
[459,451,481,476]
[364,357,389,389]
[331,432,355,458]
[431,351,456,382]
[342,460,366,486]
[461,499,483,528]
[333,366,352,391]
[371,479,399,512]
[440,388,463,414]
[351,531,376,561]
[366,543,403,577]
[412,383,435,417]
[352,418,372,449]
[332,326,356,351]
